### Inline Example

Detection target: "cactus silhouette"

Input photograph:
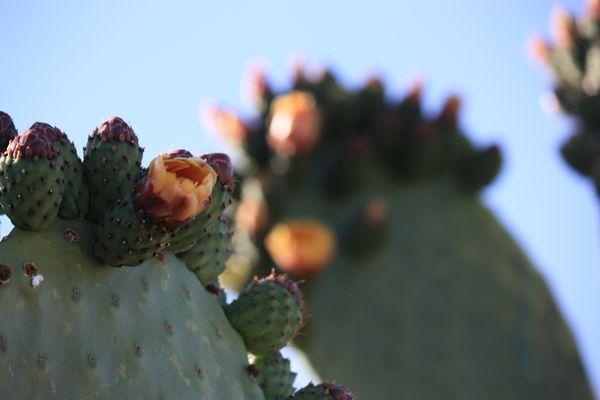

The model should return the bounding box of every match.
[218,67,594,399]
[0,112,353,400]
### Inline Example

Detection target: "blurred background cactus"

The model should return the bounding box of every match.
[2,0,600,398]
[531,0,600,198]
[214,66,593,399]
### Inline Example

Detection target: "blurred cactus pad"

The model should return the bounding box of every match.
[0,113,351,399]
[217,67,594,399]
[532,0,600,196]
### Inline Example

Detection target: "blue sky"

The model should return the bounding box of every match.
[2,0,599,394]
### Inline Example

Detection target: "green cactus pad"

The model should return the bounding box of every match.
[0,129,64,230]
[251,352,296,400]
[84,117,143,222]
[291,383,355,400]
[178,215,234,285]
[291,176,593,400]
[225,273,304,356]
[30,122,89,219]
[0,218,265,400]
[94,197,172,267]
[227,68,593,399]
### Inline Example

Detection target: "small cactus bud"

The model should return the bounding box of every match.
[94,116,139,144]
[551,7,577,48]
[0,112,17,152]
[225,271,304,355]
[264,219,336,278]
[200,153,235,189]
[291,382,355,400]
[267,91,321,157]
[6,128,57,160]
[252,352,296,399]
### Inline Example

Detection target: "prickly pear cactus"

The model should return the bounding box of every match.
[531,1,600,199]
[0,112,354,399]
[215,67,594,399]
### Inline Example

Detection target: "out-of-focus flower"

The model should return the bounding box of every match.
[552,7,577,48]
[264,219,336,278]
[437,95,462,127]
[236,196,269,236]
[135,153,217,225]
[528,35,553,64]
[206,107,248,146]
[267,91,320,157]
[587,0,600,19]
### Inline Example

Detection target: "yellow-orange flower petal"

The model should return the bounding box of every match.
[137,153,217,225]
[267,91,320,157]
[264,219,336,278]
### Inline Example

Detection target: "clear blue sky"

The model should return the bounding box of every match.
[2,0,599,394]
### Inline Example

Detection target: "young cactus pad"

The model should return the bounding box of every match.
[220,69,594,399]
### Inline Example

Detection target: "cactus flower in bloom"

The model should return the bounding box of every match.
[267,91,320,156]
[208,108,248,146]
[264,219,335,277]
[135,153,217,225]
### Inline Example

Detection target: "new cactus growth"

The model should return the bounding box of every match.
[251,352,296,400]
[531,1,600,196]
[291,383,354,400]
[0,111,354,399]
[220,67,594,399]
[84,117,143,222]
[0,126,64,230]
[0,112,17,153]
[225,272,304,356]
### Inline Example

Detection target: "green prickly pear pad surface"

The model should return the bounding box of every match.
[0,218,264,400]
[292,178,593,400]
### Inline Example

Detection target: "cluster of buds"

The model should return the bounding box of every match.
[531,1,600,195]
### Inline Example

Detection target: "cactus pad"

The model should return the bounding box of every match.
[252,352,296,400]
[0,218,264,400]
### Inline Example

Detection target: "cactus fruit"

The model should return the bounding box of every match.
[84,117,143,222]
[0,112,354,399]
[251,352,296,399]
[221,68,594,399]
[179,215,234,285]
[30,122,89,219]
[531,1,600,195]
[225,272,304,356]
[0,111,17,153]
[0,126,64,230]
[291,383,354,400]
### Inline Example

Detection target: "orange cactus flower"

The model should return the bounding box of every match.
[264,219,336,278]
[135,153,217,226]
[267,91,320,157]
[236,197,270,236]
[208,107,248,146]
